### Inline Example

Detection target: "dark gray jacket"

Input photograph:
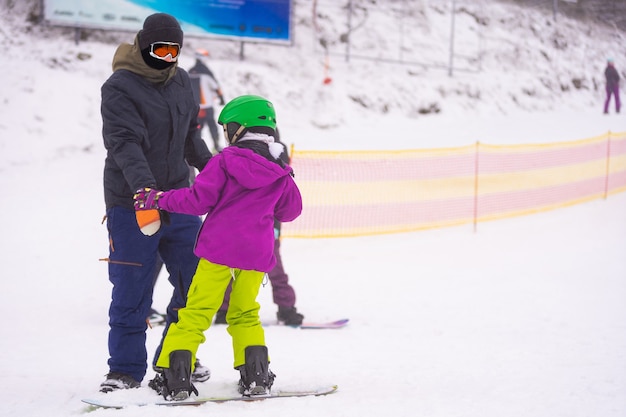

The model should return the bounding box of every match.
[605,64,620,88]
[101,42,211,209]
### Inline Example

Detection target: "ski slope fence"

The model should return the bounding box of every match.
[281,131,626,238]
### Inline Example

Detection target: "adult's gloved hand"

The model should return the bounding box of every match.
[133,187,163,210]
[136,210,161,236]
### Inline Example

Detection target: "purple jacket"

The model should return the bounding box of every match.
[158,146,302,272]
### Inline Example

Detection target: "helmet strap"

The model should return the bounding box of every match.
[227,124,247,144]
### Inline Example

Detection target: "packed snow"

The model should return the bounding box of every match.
[0,1,625,416]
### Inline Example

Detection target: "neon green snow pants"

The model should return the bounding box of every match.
[156,258,266,370]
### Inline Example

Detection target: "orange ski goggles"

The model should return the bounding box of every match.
[149,42,180,62]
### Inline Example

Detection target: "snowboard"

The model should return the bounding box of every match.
[266,318,350,329]
[300,318,349,329]
[82,384,338,409]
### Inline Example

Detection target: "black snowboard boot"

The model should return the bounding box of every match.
[148,371,166,396]
[277,306,304,326]
[161,350,198,401]
[237,345,275,396]
[99,372,140,393]
[191,358,211,383]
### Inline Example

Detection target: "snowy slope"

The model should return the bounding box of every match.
[1,1,625,416]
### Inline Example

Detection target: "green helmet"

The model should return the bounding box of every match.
[218,95,277,130]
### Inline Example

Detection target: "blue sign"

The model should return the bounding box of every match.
[43,0,292,43]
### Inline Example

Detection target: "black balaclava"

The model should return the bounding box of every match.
[138,13,183,70]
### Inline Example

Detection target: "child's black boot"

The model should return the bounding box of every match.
[237,345,275,396]
[162,350,198,401]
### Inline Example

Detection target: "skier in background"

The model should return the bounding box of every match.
[604,58,621,114]
[189,48,225,152]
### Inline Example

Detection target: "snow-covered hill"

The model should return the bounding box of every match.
[4,0,626,126]
[2,0,625,163]
[1,1,625,417]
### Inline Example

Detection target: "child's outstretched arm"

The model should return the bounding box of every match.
[153,160,226,216]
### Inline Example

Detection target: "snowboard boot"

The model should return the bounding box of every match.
[161,350,198,401]
[99,372,140,393]
[237,345,275,396]
[277,306,304,326]
[147,308,166,326]
[191,358,211,383]
[148,371,166,396]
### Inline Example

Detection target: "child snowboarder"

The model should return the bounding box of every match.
[214,128,305,326]
[133,95,302,401]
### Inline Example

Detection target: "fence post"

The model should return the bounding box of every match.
[448,0,456,77]
[473,141,480,233]
[346,0,353,63]
[239,42,245,60]
[604,131,612,199]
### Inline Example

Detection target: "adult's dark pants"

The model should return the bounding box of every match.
[105,206,201,382]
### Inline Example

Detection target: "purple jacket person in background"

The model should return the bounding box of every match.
[604,58,621,114]
[134,95,302,401]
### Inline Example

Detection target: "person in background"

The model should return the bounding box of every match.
[604,58,621,114]
[214,128,305,326]
[99,12,212,393]
[133,95,302,401]
[189,48,226,152]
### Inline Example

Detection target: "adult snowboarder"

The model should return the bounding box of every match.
[99,13,212,392]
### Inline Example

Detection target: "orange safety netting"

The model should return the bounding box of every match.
[282,131,626,238]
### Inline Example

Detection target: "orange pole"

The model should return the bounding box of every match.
[604,131,612,199]
[473,141,480,233]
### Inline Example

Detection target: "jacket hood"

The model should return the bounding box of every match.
[112,34,178,84]
[220,146,293,190]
